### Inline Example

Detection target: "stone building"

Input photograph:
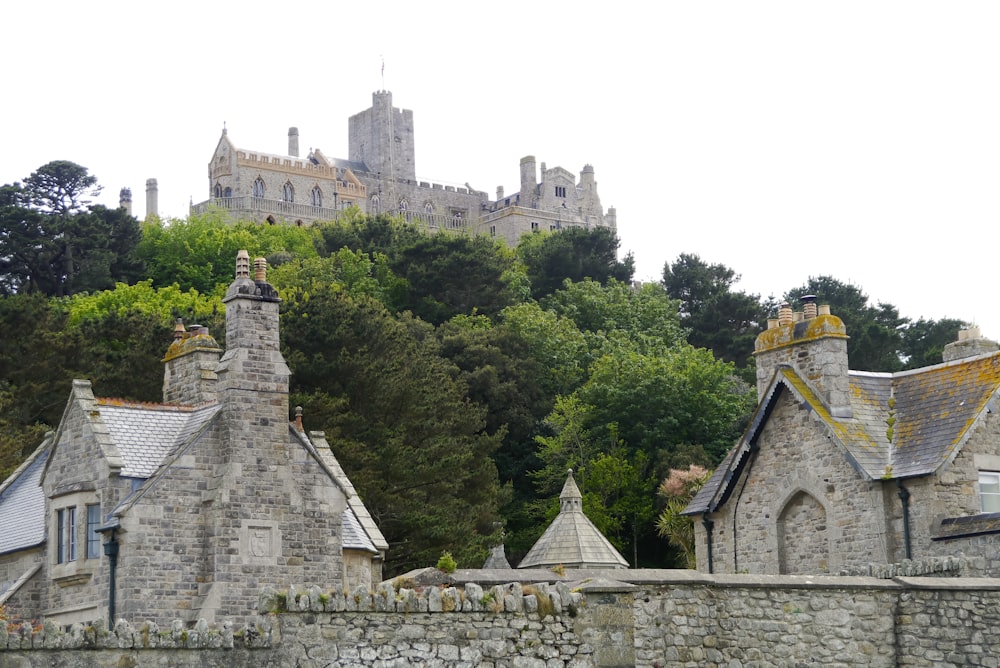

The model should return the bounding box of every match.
[191,91,617,246]
[685,296,1000,576]
[0,252,386,627]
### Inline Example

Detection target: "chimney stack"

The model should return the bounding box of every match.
[755,296,851,418]
[145,178,158,219]
[943,326,1000,362]
[288,127,299,158]
[162,319,222,405]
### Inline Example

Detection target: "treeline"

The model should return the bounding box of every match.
[0,162,967,576]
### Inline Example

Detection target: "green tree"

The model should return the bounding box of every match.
[662,253,769,373]
[518,227,635,299]
[23,160,101,215]
[281,287,504,575]
[900,317,967,370]
[656,465,711,568]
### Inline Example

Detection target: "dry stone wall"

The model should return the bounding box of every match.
[5,574,1000,666]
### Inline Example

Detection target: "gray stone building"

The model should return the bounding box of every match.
[191,91,617,246]
[685,296,1000,576]
[0,252,386,627]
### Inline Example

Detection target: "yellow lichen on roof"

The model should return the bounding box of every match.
[780,369,879,449]
[755,315,848,354]
[161,333,222,362]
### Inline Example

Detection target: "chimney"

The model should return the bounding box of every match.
[497,185,504,201]
[288,127,299,158]
[162,319,222,405]
[119,187,132,216]
[755,296,851,418]
[943,326,1000,362]
[145,178,158,219]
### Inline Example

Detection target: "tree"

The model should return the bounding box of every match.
[662,254,769,373]
[518,227,635,299]
[281,287,504,575]
[23,160,101,216]
[0,163,142,297]
[900,317,967,370]
[656,465,711,568]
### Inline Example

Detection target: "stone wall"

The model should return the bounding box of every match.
[6,574,1000,666]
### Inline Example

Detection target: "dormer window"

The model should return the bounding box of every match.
[980,471,1000,512]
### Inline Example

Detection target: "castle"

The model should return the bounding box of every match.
[188,91,617,246]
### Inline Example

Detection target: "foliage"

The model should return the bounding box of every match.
[281,287,504,575]
[900,317,967,369]
[436,551,457,573]
[662,253,770,374]
[137,214,320,293]
[655,465,711,568]
[518,227,635,299]
[0,162,143,297]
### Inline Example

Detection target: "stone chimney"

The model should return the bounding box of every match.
[288,127,299,158]
[754,295,852,418]
[162,319,223,405]
[943,326,1000,362]
[145,178,158,219]
[119,187,132,216]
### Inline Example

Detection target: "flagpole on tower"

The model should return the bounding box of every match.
[381,56,385,90]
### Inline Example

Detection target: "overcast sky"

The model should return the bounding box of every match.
[4,2,999,341]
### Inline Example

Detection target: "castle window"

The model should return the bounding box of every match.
[399,199,408,211]
[282,182,294,203]
[555,186,567,198]
[490,225,496,237]
[214,183,222,198]
[253,177,265,198]
[224,187,232,198]
[86,504,101,559]
[980,472,1000,512]
[311,186,322,207]
[424,202,434,214]
[371,194,380,214]
[56,507,76,564]
[531,222,539,231]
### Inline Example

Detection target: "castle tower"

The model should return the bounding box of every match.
[119,187,132,216]
[161,320,222,405]
[754,296,852,418]
[288,127,299,158]
[348,91,417,187]
[145,178,158,219]
[519,155,537,206]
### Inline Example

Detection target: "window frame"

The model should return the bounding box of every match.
[980,471,1000,513]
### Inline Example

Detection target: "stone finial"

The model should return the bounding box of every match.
[295,406,304,432]
[235,250,251,279]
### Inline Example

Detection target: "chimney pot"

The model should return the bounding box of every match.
[778,302,793,326]
[254,257,268,282]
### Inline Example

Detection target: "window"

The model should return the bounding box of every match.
[555,186,567,198]
[282,182,294,203]
[981,472,1000,512]
[56,507,76,564]
[531,222,539,231]
[310,186,322,207]
[214,183,222,198]
[253,177,265,198]
[489,225,496,237]
[86,504,101,559]
[370,194,380,214]
[224,187,232,198]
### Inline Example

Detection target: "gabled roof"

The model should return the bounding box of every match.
[96,401,221,478]
[686,352,1000,516]
[518,470,628,569]
[0,440,50,555]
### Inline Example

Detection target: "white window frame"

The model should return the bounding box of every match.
[979,471,1000,513]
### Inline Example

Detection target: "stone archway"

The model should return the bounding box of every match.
[776,490,830,574]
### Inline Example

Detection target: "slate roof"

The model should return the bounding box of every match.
[0,442,50,555]
[686,352,1000,516]
[96,401,221,478]
[342,507,377,553]
[518,471,628,569]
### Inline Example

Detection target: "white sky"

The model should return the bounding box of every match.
[3,2,1000,340]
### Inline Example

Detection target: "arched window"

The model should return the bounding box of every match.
[253,177,265,198]
[214,183,222,198]
[399,199,408,211]
[224,187,232,198]
[424,202,434,215]
[370,194,380,214]
[311,186,322,207]
[282,182,294,203]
